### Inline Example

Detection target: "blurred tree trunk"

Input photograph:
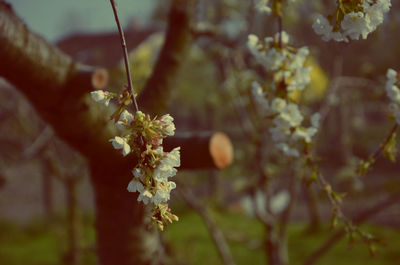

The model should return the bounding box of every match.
[90,164,158,265]
[65,177,80,265]
[302,181,320,233]
[42,156,55,221]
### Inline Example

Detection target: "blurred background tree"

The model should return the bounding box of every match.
[0,0,400,265]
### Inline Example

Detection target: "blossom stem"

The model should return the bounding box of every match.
[370,123,398,162]
[109,0,140,112]
[277,15,283,49]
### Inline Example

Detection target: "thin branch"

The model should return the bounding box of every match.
[370,124,398,162]
[178,185,236,265]
[22,126,53,159]
[277,16,283,49]
[317,76,381,129]
[278,173,298,239]
[109,0,139,112]
[303,193,400,265]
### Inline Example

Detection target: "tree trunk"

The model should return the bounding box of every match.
[90,163,160,265]
[65,177,80,265]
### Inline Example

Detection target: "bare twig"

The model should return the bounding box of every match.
[109,0,139,112]
[303,193,400,265]
[370,124,398,162]
[279,173,298,239]
[317,76,380,126]
[22,126,53,159]
[277,16,283,49]
[178,185,236,265]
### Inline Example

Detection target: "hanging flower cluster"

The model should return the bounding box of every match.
[248,30,320,157]
[313,0,391,42]
[91,89,180,231]
[385,68,400,125]
[248,32,311,92]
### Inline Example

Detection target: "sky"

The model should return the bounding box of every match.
[9,0,156,42]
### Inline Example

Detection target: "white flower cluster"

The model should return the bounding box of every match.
[262,94,320,157]
[248,30,320,157]
[127,147,180,205]
[248,31,311,92]
[108,111,176,157]
[90,89,180,229]
[313,0,391,42]
[385,68,400,125]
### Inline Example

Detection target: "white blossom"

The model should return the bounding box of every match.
[163,147,181,168]
[389,103,400,124]
[386,68,400,125]
[160,114,176,136]
[252,81,270,112]
[270,190,290,214]
[116,110,134,130]
[153,147,181,182]
[276,31,290,44]
[292,127,317,143]
[276,143,299,157]
[129,148,180,206]
[341,12,372,40]
[313,0,391,42]
[153,181,176,205]
[363,0,391,28]
[132,168,144,180]
[109,136,131,156]
[387,68,397,81]
[279,103,304,127]
[137,189,153,205]
[386,69,400,103]
[269,126,290,142]
[386,85,400,104]
[247,34,262,58]
[311,113,321,129]
[287,67,312,91]
[127,179,144,193]
[289,47,309,70]
[90,90,111,106]
[312,14,336,41]
[255,0,271,14]
[153,164,177,182]
[271,98,286,113]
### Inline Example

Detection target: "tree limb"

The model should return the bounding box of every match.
[137,0,194,115]
[165,132,233,169]
[0,1,124,167]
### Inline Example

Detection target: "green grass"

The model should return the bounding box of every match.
[165,210,400,265]
[0,221,62,265]
[0,212,399,265]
